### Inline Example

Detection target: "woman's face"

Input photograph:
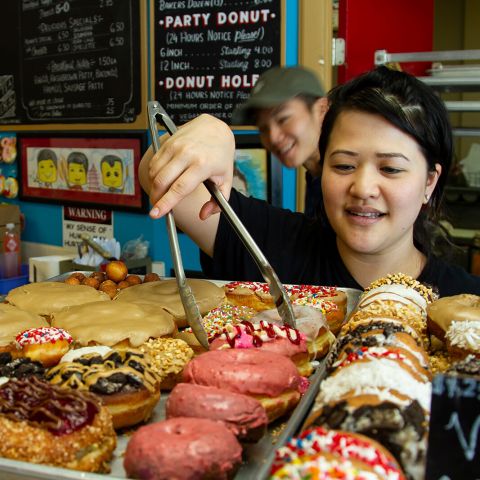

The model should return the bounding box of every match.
[322,110,441,256]
[256,98,324,168]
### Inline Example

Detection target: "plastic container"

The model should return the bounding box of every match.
[0,264,28,294]
[0,222,20,278]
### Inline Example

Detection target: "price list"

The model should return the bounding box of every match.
[17,0,140,123]
[155,0,281,124]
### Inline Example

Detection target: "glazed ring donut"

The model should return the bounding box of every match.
[15,327,73,367]
[183,348,307,422]
[46,348,161,429]
[271,427,405,479]
[0,377,116,472]
[124,417,242,480]
[166,382,268,442]
[427,294,480,341]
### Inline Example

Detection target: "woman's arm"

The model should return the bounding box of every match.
[139,114,236,256]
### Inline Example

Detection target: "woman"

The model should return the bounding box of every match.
[140,67,480,297]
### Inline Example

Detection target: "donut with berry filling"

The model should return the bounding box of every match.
[183,348,308,422]
[124,417,242,480]
[0,377,116,472]
[166,382,268,442]
[46,348,161,429]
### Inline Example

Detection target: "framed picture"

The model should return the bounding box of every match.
[233,134,271,203]
[18,131,147,212]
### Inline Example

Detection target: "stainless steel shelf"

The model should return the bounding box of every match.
[374,49,480,65]
[445,101,480,112]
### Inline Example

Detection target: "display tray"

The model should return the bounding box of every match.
[0,277,361,480]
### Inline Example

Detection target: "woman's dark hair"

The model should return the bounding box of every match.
[319,66,453,255]
[67,151,89,169]
[38,148,57,166]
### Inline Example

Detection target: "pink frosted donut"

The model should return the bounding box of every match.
[166,383,268,442]
[123,417,242,480]
[183,349,307,422]
[15,327,73,367]
[271,426,405,479]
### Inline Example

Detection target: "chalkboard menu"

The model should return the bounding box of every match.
[0,0,140,124]
[425,374,480,480]
[155,0,281,125]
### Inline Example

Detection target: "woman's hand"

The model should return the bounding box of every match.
[142,114,235,220]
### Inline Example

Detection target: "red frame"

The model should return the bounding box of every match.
[19,134,146,211]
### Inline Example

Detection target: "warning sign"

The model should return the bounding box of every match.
[62,206,114,248]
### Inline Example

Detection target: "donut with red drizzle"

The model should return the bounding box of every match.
[0,377,116,472]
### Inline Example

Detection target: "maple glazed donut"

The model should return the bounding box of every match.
[5,281,110,317]
[46,348,161,429]
[51,300,176,347]
[271,427,405,480]
[124,417,242,480]
[426,293,480,341]
[0,377,116,472]
[15,327,73,367]
[166,382,268,442]
[114,278,226,328]
[183,348,308,422]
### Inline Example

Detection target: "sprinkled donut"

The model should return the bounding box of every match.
[15,327,73,367]
[271,426,405,479]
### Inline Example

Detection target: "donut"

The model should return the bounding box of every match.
[0,377,116,472]
[224,281,347,334]
[174,304,257,353]
[138,338,194,390]
[5,281,110,317]
[209,320,313,377]
[271,427,405,479]
[124,417,242,480]
[183,348,308,422]
[114,278,226,328]
[445,320,480,359]
[51,300,176,347]
[426,293,480,341]
[0,304,49,357]
[166,383,268,442]
[0,352,45,380]
[46,348,161,429]
[251,305,336,360]
[447,354,480,378]
[15,327,73,367]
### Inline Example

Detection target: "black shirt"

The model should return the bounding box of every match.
[304,170,323,219]
[201,189,480,297]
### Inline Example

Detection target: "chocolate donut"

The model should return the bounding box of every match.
[183,349,306,422]
[166,383,268,442]
[124,417,242,480]
[0,377,116,472]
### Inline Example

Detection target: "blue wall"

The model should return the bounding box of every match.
[8,0,299,275]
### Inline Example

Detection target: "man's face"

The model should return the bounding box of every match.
[38,158,57,183]
[68,163,87,186]
[256,98,324,168]
[101,160,123,188]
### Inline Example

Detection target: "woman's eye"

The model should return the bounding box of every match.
[333,164,354,172]
[381,166,403,174]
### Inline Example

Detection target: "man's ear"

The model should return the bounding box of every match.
[314,97,329,120]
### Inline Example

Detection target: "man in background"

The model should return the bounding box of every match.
[232,66,328,218]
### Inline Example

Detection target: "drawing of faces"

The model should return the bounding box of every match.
[67,151,88,187]
[100,154,124,189]
[37,148,58,185]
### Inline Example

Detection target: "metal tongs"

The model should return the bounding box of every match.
[148,102,210,350]
[147,101,296,329]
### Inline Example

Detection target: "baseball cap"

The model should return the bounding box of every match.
[232,66,325,125]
